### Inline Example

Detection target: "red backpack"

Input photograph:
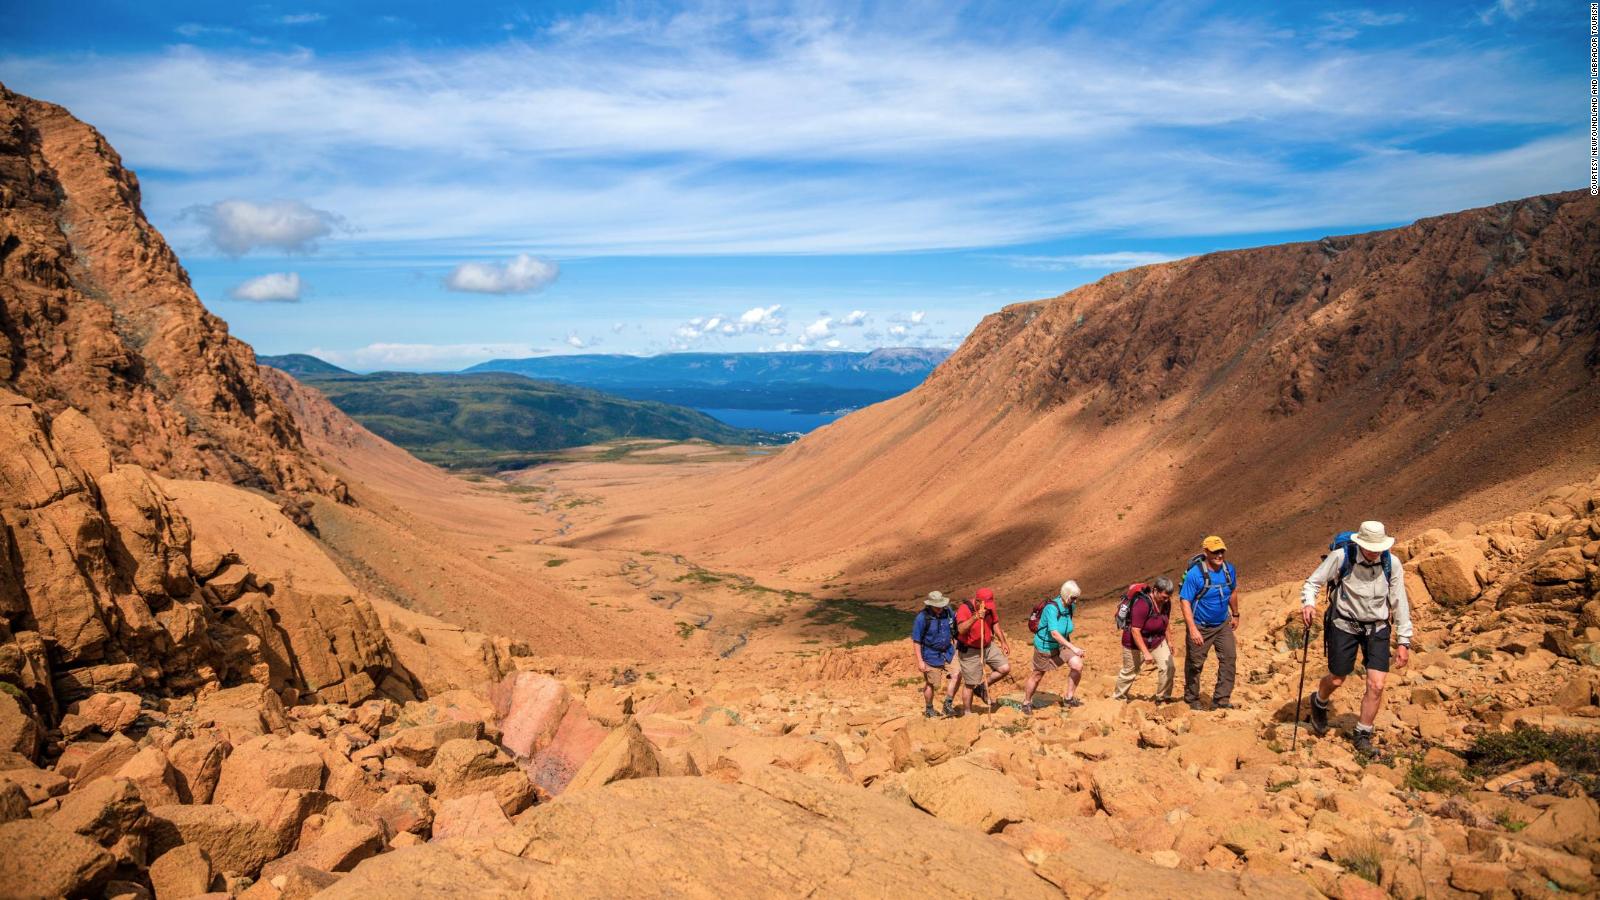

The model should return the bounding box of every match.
[1028,596,1064,636]
[1114,583,1150,631]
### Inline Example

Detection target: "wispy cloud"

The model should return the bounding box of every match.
[308,342,549,371]
[277,13,326,26]
[444,254,559,295]
[229,271,302,302]
[998,252,1182,271]
[5,5,1573,258]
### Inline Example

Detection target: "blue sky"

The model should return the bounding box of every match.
[3,0,1582,371]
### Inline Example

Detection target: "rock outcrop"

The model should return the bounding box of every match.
[0,84,339,498]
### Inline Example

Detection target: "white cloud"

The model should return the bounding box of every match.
[999,252,1181,271]
[738,305,785,333]
[277,13,326,25]
[228,271,302,302]
[840,310,869,327]
[888,324,909,337]
[185,199,344,255]
[444,254,559,295]
[824,338,843,349]
[798,317,833,345]
[309,341,547,371]
[565,334,586,348]
[5,8,1571,258]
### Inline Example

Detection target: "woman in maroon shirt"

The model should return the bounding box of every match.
[1113,576,1175,701]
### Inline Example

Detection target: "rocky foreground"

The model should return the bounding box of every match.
[1,375,1596,898]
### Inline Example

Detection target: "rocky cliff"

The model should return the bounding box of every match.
[0,84,338,497]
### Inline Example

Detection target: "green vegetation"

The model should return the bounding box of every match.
[1336,838,1385,885]
[1468,724,1600,796]
[891,677,919,688]
[544,558,568,568]
[285,370,775,469]
[1494,811,1528,832]
[1403,761,1466,795]
[676,622,697,640]
[1266,778,1299,793]
[1284,623,1318,650]
[673,571,726,585]
[805,598,908,647]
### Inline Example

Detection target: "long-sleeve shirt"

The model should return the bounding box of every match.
[1301,550,1413,645]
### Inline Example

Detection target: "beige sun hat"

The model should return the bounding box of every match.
[1352,521,1395,553]
[925,591,951,608]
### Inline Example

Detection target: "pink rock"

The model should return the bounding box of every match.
[490,673,570,760]
[526,704,608,798]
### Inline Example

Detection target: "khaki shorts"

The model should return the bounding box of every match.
[1032,649,1066,673]
[922,659,955,689]
[958,644,1008,686]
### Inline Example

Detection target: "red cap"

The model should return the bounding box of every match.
[975,587,995,602]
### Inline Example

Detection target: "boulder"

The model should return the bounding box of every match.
[1522,795,1600,851]
[0,819,116,898]
[565,719,662,793]
[72,733,141,789]
[68,691,142,735]
[383,720,481,766]
[1530,546,1589,584]
[167,736,227,804]
[490,672,570,760]
[320,769,1061,899]
[525,704,609,797]
[114,746,183,807]
[1413,542,1486,606]
[231,787,333,854]
[1092,757,1198,819]
[0,689,42,761]
[148,803,280,877]
[0,779,28,823]
[429,739,535,817]
[212,734,327,808]
[430,791,512,842]
[370,783,432,836]
[0,765,69,804]
[50,777,150,854]
[901,756,1027,833]
[148,844,214,900]
[191,683,289,742]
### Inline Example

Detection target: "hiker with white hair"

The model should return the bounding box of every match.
[911,591,960,718]
[1020,580,1086,714]
[1300,521,1413,755]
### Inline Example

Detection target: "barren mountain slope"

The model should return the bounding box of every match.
[567,191,1600,607]
[0,84,336,495]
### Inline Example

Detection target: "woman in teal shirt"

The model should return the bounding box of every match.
[1022,580,1086,713]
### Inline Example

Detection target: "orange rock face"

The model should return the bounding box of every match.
[0,85,339,497]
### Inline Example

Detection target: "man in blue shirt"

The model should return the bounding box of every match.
[911,591,959,717]
[1180,535,1240,711]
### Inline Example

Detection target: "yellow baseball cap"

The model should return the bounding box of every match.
[1202,535,1227,552]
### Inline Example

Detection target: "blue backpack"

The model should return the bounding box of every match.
[1184,554,1236,599]
[1327,531,1393,621]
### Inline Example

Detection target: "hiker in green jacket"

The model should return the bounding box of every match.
[1021,581,1084,714]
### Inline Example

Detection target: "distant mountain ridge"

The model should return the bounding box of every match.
[259,353,355,377]
[467,348,951,391]
[270,368,775,469]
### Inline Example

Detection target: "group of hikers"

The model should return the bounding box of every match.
[910,522,1413,753]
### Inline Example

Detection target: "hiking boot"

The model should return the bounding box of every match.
[1212,699,1234,710]
[1351,729,1375,755]
[1060,697,1083,709]
[1021,704,1033,717]
[973,683,990,703]
[923,705,937,718]
[1186,700,1204,711]
[1309,694,1330,736]
[941,698,955,717]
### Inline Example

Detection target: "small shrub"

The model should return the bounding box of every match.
[891,677,920,688]
[1266,778,1299,793]
[544,558,568,567]
[1403,761,1465,795]
[1493,811,1528,832]
[1284,624,1317,650]
[675,622,698,640]
[1336,837,1384,884]
[1469,724,1600,776]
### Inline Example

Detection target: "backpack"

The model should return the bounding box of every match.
[1184,554,1237,600]
[1028,596,1069,636]
[1114,583,1149,631]
[913,610,953,652]
[1327,531,1393,621]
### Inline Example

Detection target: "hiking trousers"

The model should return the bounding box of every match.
[1182,622,1237,704]
[1113,641,1173,700]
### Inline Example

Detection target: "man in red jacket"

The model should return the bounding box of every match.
[954,587,1013,714]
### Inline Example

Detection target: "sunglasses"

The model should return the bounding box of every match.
[1207,549,1226,556]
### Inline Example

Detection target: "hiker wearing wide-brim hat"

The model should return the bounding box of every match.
[911,591,960,717]
[1299,521,1413,755]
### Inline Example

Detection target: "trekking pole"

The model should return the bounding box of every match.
[1290,622,1311,751]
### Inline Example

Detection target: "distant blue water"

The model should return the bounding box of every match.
[696,408,850,434]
